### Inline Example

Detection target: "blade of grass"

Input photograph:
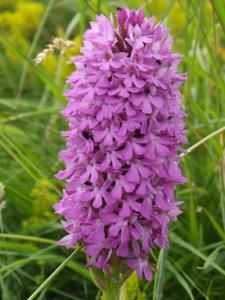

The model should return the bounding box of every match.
[0,35,65,103]
[152,249,167,300]
[210,0,225,33]
[201,240,225,251]
[220,149,225,231]
[4,185,32,215]
[50,287,83,300]
[43,254,91,280]
[0,107,61,124]
[65,13,81,39]
[54,12,81,86]
[181,0,225,97]
[0,277,10,300]
[170,233,225,276]
[202,207,225,240]
[83,0,97,14]
[79,0,87,35]
[37,289,47,300]
[1,253,90,280]
[0,138,37,181]
[0,257,40,274]
[0,245,56,273]
[97,0,101,14]
[17,0,56,98]
[189,1,225,95]
[0,133,60,194]
[27,245,81,300]
[0,234,56,245]
[197,245,225,270]
[187,168,199,247]
[181,125,225,157]
[167,261,195,300]
[0,99,16,109]
[188,102,222,156]
[185,0,203,97]
[171,259,209,300]
[0,52,17,96]
[0,98,41,109]
[0,241,38,254]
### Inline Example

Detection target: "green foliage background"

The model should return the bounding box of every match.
[0,0,225,299]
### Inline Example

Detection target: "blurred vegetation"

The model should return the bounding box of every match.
[0,0,225,299]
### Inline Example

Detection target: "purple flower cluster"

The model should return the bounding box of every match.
[54,8,187,281]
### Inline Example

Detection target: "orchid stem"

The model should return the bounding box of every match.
[102,278,126,300]
[90,268,126,300]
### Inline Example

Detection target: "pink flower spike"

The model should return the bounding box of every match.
[54,7,187,282]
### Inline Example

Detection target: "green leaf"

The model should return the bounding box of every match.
[167,261,195,300]
[0,241,38,254]
[170,233,225,276]
[197,246,225,270]
[203,208,225,240]
[153,249,167,300]
[0,233,57,245]
[0,107,61,125]
[210,0,225,32]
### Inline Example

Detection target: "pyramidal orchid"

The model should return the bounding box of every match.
[54,7,187,298]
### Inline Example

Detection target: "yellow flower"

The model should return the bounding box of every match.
[42,53,58,75]
[148,0,168,14]
[0,0,17,9]
[169,2,186,33]
[125,272,147,300]
[0,1,44,62]
[147,1,186,33]
[22,178,57,228]
[65,35,82,57]
[0,2,44,33]
[7,33,29,61]
[205,1,213,13]
[17,1,44,32]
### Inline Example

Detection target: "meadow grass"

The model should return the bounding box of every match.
[0,0,225,299]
